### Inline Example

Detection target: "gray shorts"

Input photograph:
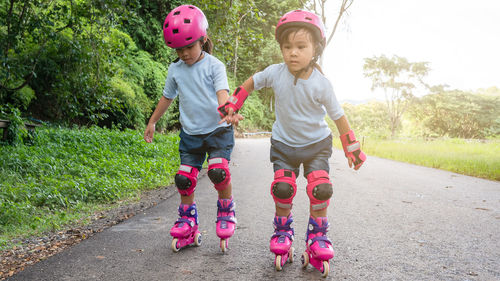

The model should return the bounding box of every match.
[270,135,333,177]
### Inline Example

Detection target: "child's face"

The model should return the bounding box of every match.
[176,41,203,65]
[281,29,315,76]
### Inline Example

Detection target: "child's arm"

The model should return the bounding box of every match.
[144,96,173,143]
[216,90,244,126]
[218,77,255,125]
[334,116,367,170]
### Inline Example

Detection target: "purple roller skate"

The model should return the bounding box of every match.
[301,216,334,278]
[216,198,237,252]
[170,203,201,252]
[270,214,295,271]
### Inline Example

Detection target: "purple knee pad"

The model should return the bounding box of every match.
[270,169,297,209]
[208,158,231,190]
[175,165,199,196]
[306,170,333,211]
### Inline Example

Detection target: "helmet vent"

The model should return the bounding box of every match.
[281,17,287,22]
[184,19,191,24]
[172,29,179,34]
[305,17,312,21]
[174,11,180,15]
[188,6,195,9]
[186,37,192,41]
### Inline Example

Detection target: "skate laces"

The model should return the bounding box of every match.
[272,216,294,240]
[307,217,332,245]
[175,204,198,227]
[216,199,236,224]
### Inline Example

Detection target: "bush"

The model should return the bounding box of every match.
[0,126,179,234]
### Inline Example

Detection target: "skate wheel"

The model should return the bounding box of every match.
[274,255,283,271]
[321,261,330,278]
[220,239,227,253]
[171,238,180,252]
[194,232,202,246]
[301,252,309,268]
[288,247,294,263]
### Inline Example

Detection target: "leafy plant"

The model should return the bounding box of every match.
[0,126,179,244]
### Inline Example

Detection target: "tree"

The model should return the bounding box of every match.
[408,90,500,138]
[363,55,429,138]
[305,0,353,47]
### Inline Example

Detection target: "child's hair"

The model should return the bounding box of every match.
[202,36,213,54]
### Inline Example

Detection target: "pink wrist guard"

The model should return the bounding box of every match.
[340,130,366,169]
[218,86,249,117]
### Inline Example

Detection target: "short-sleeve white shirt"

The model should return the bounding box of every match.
[253,63,344,147]
[163,52,229,135]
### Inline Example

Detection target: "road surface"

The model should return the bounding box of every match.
[8,137,500,280]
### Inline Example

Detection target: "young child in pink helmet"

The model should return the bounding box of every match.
[144,5,240,253]
[219,10,366,277]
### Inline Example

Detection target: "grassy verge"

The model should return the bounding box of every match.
[334,138,500,181]
[0,126,179,250]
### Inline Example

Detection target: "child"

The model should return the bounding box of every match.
[219,10,366,277]
[144,5,239,253]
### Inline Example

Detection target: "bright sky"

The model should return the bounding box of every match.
[322,0,500,102]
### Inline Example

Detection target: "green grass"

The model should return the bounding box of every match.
[0,126,180,249]
[334,138,500,181]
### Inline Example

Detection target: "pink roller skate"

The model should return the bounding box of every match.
[170,203,201,252]
[270,214,294,271]
[216,198,236,252]
[301,216,334,278]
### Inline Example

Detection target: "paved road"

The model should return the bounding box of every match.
[8,138,500,280]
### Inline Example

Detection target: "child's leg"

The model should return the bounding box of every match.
[216,182,232,199]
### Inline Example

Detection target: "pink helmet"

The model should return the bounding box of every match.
[163,5,208,49]
[275,10,325,43]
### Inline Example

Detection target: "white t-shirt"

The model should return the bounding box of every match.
[253,63,344,147]
[163,52,229,135]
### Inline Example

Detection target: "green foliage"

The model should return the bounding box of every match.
[239,93,274,131]
[363,55,430,138]
[407,89,500,138]
[0,126,179,238]
[342,101,391,139]
[1,0,305,132]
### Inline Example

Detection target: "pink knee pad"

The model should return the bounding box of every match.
[208,158,231,190]
[175,165,199,196]
[306,170,333,211]
[270,169,297,209]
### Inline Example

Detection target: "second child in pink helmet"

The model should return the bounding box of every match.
[146,5,241,254]
[219,9,367,277]
[163,4,213,65]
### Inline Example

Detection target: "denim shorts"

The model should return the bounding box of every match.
[270,135,333,177]
[179,126,234,170]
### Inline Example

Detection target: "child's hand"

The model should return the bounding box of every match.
[219,107,244,126]
[347,157,361,170]
[340,130,366,170]
[144,124,155,143]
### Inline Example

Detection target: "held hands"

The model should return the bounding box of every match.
[340,130,366,170]
[219,107,244,126]
[218,86,249,126]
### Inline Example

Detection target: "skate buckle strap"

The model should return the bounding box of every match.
[217,206,234,213]
[309,235,332,245]
[175,218,194,227]
[216,215,237,224]
[179,209,196,217]
[271,231,294,241]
